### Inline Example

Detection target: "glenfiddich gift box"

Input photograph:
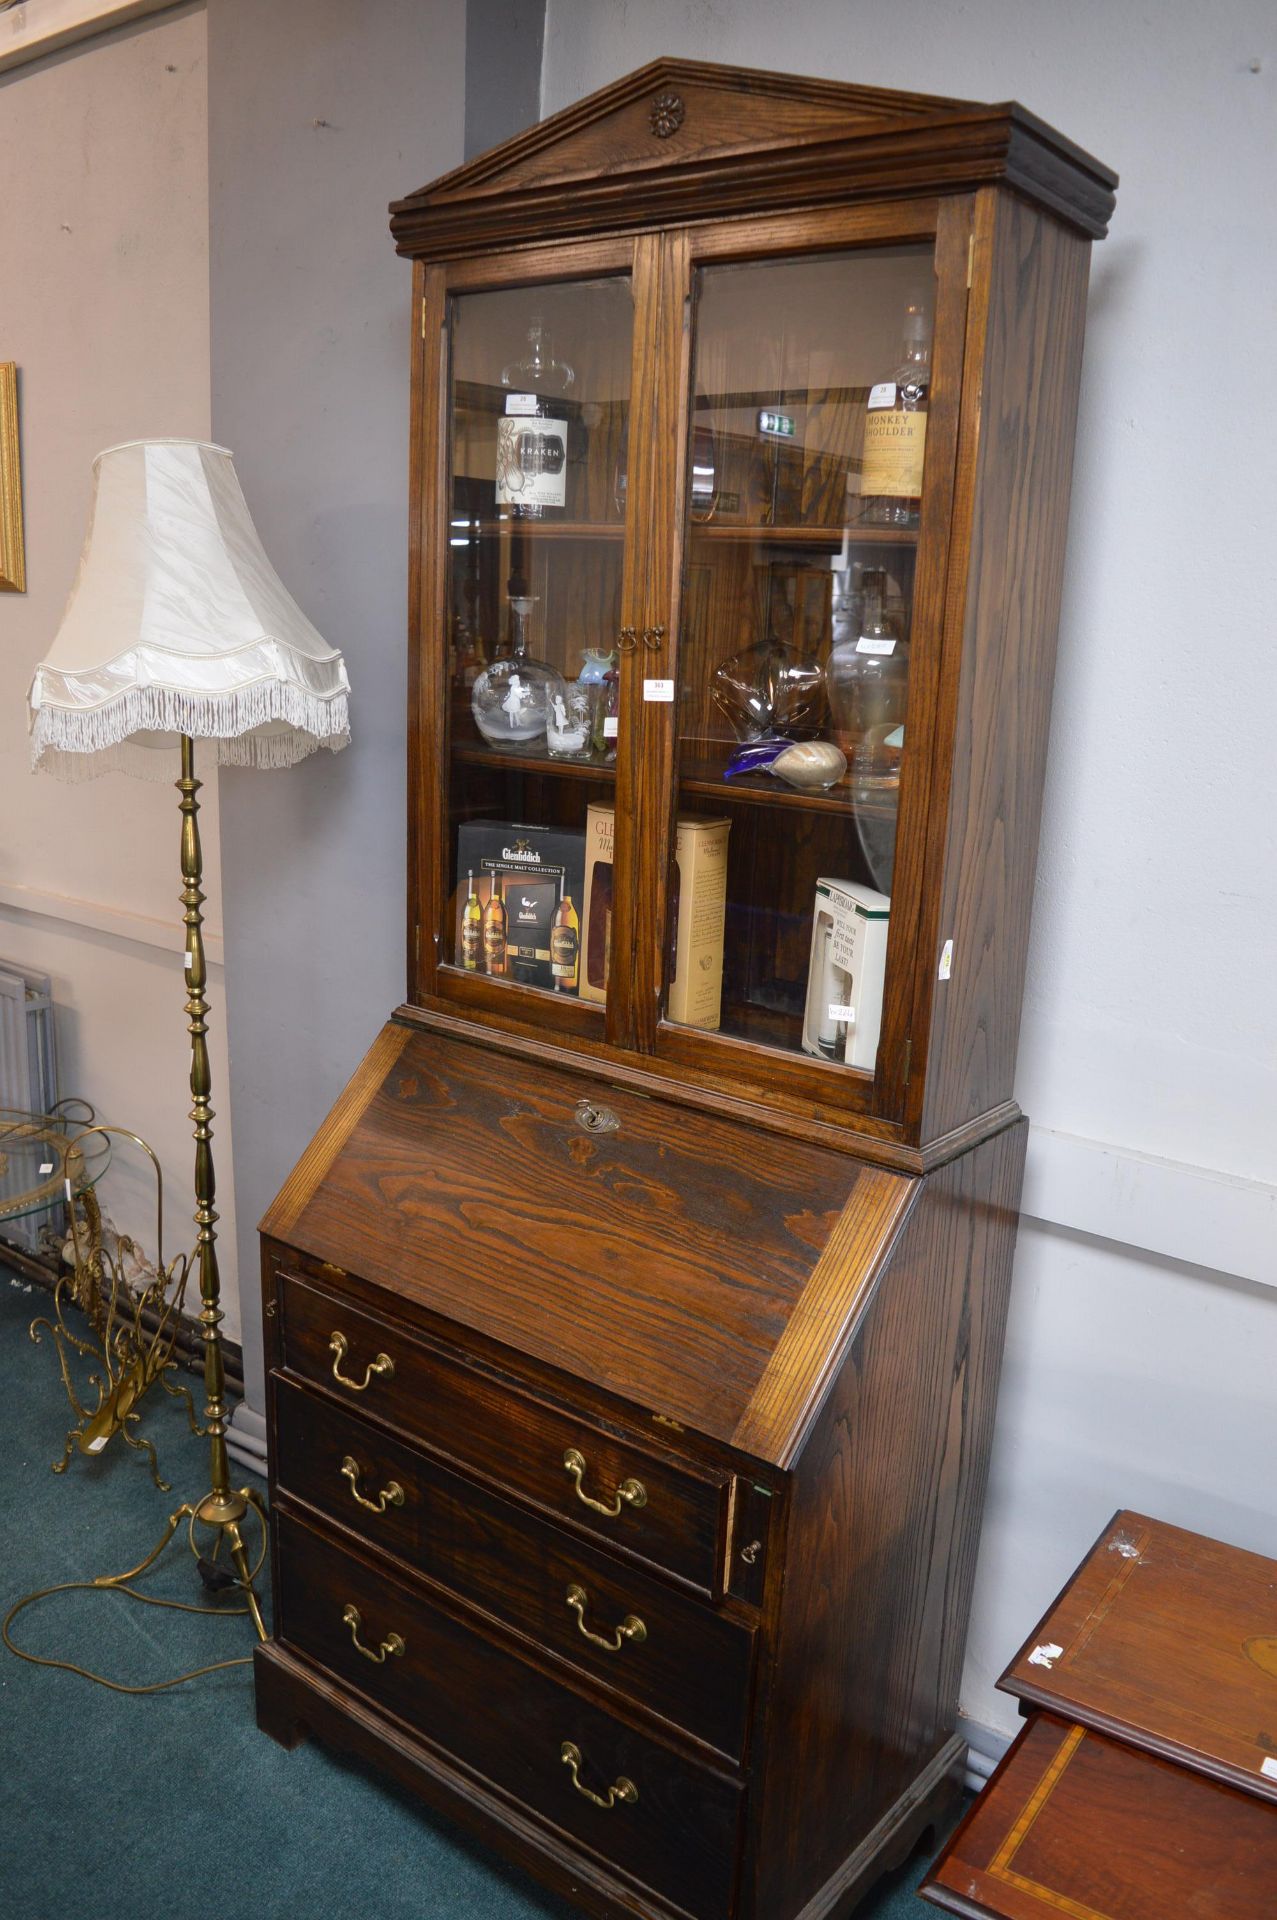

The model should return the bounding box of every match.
[455,821,585,994]
[580,805,729,1029]
[801,877,890,1070]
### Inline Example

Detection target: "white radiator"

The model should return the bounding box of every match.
[0,965,61,1254]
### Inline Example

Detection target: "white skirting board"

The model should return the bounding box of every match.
[959,1714,1011,1794]
[227,1397,268,1476]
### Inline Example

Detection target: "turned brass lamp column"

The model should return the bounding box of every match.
[179,735,266,1638]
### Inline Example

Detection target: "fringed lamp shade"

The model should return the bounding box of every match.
[28,439,350,779]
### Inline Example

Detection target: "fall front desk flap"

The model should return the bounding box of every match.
[1001,1510,1277,1804]
[261,1019,918,1465]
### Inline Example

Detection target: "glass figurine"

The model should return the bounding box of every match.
[470,595,563,747]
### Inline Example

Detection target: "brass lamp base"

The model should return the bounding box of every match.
[3,734,268,1690]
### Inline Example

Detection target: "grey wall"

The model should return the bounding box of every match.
[466,0,544,158]
[208,0,466,1411]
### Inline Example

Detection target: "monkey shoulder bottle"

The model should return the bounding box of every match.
[860,302,931,527]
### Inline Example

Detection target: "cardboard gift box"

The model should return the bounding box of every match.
[800,877,890,1071]
[580,805,729,1030]
[455,820,585,993]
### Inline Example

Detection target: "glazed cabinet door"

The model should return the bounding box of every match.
[647,200,973,1125]
[409,237,669,1053]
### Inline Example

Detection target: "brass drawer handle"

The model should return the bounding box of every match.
[566,1583,646,1652]
[560,1741,638,1810]
[341,1455,405,1515]
[341,1603,405,1664]
[563,1448,647,1518]
[329,1330,394,1393]
[641,624,666,651]
[616,624,638,653]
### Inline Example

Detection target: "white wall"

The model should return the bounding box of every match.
[0,4,240,1331]
[541,0,1277,1740]
[207,0,467,1447]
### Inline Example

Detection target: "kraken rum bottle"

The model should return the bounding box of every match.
[482,873,508,977]
[859,302,931,527]
[497,318,575,520]
[461,870,484,971]
[550,876,580,994]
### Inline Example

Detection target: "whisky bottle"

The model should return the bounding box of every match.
[550,876,580,994]
[482,873,508,976]
[461,869,483,971]
[859,302,931,527]
[497,318,575,520]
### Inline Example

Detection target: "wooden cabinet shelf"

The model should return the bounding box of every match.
[468,518,626,540]
[690,521,918,547]
[260,54,1116,1920]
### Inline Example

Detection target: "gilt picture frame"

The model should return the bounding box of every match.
[0,363,25,594]
[0,1,178,77]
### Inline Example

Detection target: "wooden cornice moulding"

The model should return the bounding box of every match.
[388,57,1118,258]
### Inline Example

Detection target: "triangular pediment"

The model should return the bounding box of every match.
[388,57,1116,255]
[414,59,979,206]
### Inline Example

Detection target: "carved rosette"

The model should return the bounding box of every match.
[649,92,685,140]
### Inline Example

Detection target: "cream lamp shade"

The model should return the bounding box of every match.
[28,439,351,778]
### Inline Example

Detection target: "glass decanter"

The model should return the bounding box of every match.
[470,596,563,747]
[825,569,909,774]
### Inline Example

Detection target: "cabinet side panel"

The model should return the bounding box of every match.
[751,1119,1026,1920]
[918,193,1092,1143]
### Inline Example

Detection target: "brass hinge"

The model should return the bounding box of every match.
[967,233,975,289]
[903,1035,913,1086]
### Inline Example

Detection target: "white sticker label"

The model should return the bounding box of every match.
[603,716,619,738]
[827,1004,855,1023]
[855,637,897,656]
[1028,1642,1064,1670]
[938,938,954,981]
[503,391,539,416]
[1261,1757,1277,1782]
[643,678,674,703]
[868,381,897,410]
[39,1162,53,1175]
[184,950,195,970]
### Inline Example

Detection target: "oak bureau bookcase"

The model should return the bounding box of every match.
[253,59,1117,1920]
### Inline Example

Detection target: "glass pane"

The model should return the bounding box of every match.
[444,278,632,1006]
[667,245,934,1073]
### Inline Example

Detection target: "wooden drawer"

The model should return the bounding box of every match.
[276,1507,743,1920]
[272,1374,756,1760]
[279,1270,731,1596]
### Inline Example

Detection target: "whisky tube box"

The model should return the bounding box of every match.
[455,821,585,992]
[579,806,730,1030]
[801,877,890,1071]
[578,804,615,1006]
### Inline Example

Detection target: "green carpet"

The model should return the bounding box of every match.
[0,1268,954,1919]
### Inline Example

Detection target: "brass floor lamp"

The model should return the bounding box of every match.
[12,438,351,1689]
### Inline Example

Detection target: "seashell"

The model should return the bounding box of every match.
[769,740,847,791]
